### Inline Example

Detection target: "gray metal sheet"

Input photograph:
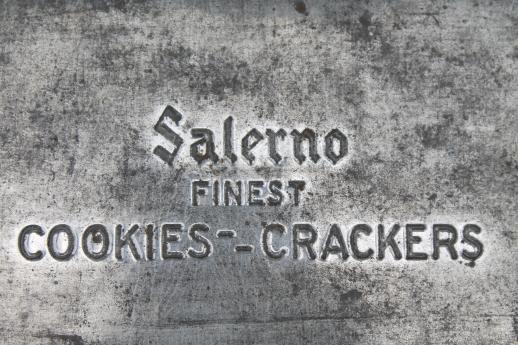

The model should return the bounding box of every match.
[0,1,517,344]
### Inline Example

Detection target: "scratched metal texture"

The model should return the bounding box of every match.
[0,0,517,344]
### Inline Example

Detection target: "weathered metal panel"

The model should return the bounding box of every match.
[0,1,517,344]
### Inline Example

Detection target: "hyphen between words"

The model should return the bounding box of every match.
[18,223,483,263]
[17,107,484,264]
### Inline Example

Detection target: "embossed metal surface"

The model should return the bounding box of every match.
[1,1,517,344]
